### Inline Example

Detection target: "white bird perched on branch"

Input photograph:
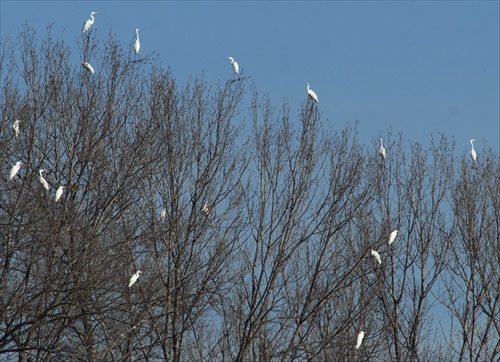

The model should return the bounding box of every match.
[55,186,66,202]
[13,120,21,138]
[82,11,98,33]
[371,249,381,264]
[129,270,141,287]
[388,229,398,245]
[307,82,319,103]
[133,28,140,54]
[82,61,95,74]
[202,200,211,217]
[470,139,477,162]
[379,138,386,160]
[10,161,22,180]
[355,331,366,349]
[228,57,239,75]
[39,169,50,191]
[161,208,167,222]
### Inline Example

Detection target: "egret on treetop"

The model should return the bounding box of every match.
[13,120,21,138]
[470,139,477,162]
[39,169,50,191]
[371,249,381,264]
[133,28,140,54]
[55,186,66,202]
[228,57,239,75]
[356,331,366,349]
[307,83,319,103]
[82,11,98,33]
[129,270,141,287]
[82,61,95,74]
[9,161,22,180]
[389,230,398,245]
[379,138,386,160]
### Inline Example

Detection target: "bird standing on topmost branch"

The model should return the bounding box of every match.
[379,138,386,160]
[82,11,98,34]
[228,57,239,77]
[133,28,140,54]
[307,82,319,103]
[470,139,477,162]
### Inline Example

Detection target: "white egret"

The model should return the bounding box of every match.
[202,200,211,217]
[470,139,477,162]
[371,249,382,264]
[55,186,66,202]
[129,270,141,287]
[307,83,319,103]
[39,169,50,191]
[13,120,21,138]
[388,229,398,245]
[228,57,239,75]
[379,138,386,160]
[9,161,22,180]
[82,11,98,33]
[133,28,140,54]
[82,61,95,74]
[161,208,167,221]
[356,331,366,349]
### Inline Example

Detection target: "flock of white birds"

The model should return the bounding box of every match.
[6,10,481,351]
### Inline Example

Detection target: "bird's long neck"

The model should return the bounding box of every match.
[471,141,475,150]
[136,30,139,40]
[380,138,383,147]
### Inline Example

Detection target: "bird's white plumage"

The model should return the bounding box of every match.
[161,208,167,221]
[379,138,386,160]
[82,11,98,33]
[307,83,319,103]
[39,169,50,191]
[129,270,141,287]
[202,201,210,217]
[356,331,366,349]
[10,161,22,180]
[82,61,95,74]
[13,120,21,138]
[371,249,381,264]
[133,28,140,54]
[55,186,65,202]
[388,230,398,245]
[470,139,477,162]
[228,57,239,75]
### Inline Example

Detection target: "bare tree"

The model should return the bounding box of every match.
[1,24,499,362]
[441,147,500,362]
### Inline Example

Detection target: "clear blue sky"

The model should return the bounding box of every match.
[1,1,499,154]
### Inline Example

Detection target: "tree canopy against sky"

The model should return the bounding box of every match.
[1,1,498,154]
[0,20,499,362]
